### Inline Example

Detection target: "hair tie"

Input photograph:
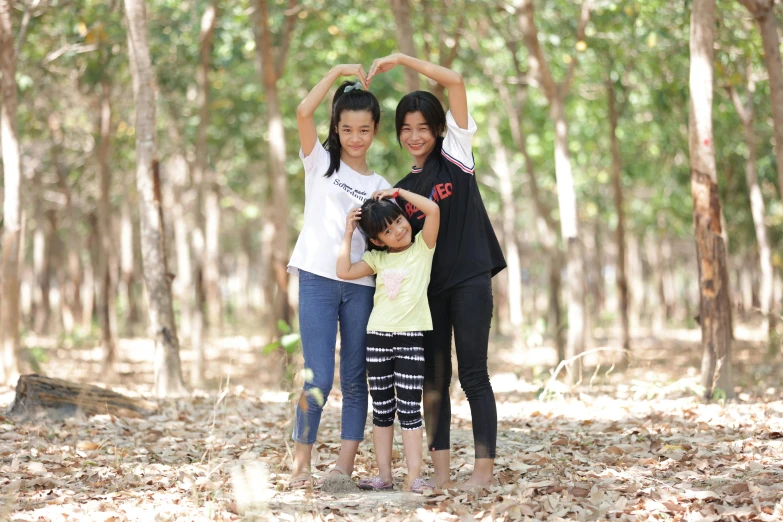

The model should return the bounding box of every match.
[343,81,363,93]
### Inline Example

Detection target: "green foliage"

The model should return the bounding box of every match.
[263,320,300,355]
[6,0,782,344]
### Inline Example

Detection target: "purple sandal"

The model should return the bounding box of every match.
[409,477,434,493]
[358,476,394,491]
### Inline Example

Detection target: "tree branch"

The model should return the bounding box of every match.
[561,0,593,96]
[515,0,557,102]
[274,0,299,79]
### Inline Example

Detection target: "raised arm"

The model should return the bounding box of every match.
[372,188,440,249]
[367,53,468,129]
[297,64,368,156]
[336,208,375,280]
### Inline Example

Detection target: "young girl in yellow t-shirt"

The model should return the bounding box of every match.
[336,187,439,493]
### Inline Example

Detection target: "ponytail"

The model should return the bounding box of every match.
[323,81,381,178]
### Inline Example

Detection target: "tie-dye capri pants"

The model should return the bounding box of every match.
[365,330,425,430]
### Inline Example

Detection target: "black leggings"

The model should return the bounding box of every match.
[423,272,497,459]
[366,331,425,430]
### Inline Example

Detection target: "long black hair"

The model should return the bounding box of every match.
[395,90,447,197]
[323,81,381,178]
[358,198,406,251]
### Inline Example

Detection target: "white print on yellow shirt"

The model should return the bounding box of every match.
[380,268,409,300]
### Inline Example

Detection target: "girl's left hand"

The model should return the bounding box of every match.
[371,188,398,201]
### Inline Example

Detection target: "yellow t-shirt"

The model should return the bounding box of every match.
[361,232,436,332]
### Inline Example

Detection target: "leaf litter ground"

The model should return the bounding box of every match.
[1,326,782,521]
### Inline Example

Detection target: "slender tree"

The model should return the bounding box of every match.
[487,115,524,352]
[96,79,118,371]
[194,1,219,386]
[0,0,22,385]
[253,0,298,329]
[607,77,630,352]
[689,0,733,399]
[727,74,775,337]
[516,0,592,365]
[124,0,186,397]
[736,0,783,200]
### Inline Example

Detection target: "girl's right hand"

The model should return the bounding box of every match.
[334,64,369,89]
[345,207,362,233]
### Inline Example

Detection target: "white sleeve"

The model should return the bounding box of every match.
[441,110,477,175]
[376,175,392,191]
[299,140,331,190]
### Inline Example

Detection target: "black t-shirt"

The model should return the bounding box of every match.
[394,112,506,296]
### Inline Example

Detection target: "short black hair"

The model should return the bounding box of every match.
[394,90,447,197]
[358,198,405,251]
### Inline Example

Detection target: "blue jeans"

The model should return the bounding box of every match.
[293,270,374,444]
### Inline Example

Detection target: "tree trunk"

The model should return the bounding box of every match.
[97,80,117,371]
[607,79,630,351]
[32,184,53,334]
[690,0,733,400]
[10,374,157,419]
[658,216,676,321]
[728,84,774,337]
[50,115,82,332]
[119,200,140,335]
[551,98,586,367]
[645,232,666,331]
[548,255,565,362]
[738,0,783,200]
[627,234,643,331]
[493,65,563,357]
[0,0,22,384]
[191,2,219,386]
[517,0,591,368]
[488,117,524,351]
[254,0,297,331]
[80,247,94,332]
[168,153,192,340]
[391,0,420,92]
[198,3,220,340]
[124,0,186,397]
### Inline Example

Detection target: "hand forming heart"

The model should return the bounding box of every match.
[366,53,402,87]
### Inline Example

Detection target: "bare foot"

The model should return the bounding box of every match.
[457,476,493,490]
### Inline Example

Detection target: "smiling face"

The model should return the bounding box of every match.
[399,111,437,167]
[370,214,413,253]
[337,110,378,162]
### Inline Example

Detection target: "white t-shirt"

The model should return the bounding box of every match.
[288,140,391,287]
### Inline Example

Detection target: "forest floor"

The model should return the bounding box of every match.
[1,325,783,521]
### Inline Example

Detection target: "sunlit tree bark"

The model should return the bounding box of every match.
[607,78,630,351]
[124,0,186,397]
[253,0,298,331]
[517,0,592,370]
[0,0,22,385]
[727,80,775,337]
[689,0,733,399]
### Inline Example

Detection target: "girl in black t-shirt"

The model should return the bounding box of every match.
[367,53,506,490]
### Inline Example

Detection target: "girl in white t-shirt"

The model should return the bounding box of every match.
[288,65,391,490]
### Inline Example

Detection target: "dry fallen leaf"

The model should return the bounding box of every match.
[77,441,101,451]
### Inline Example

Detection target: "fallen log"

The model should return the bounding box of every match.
[8,374,157,419]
